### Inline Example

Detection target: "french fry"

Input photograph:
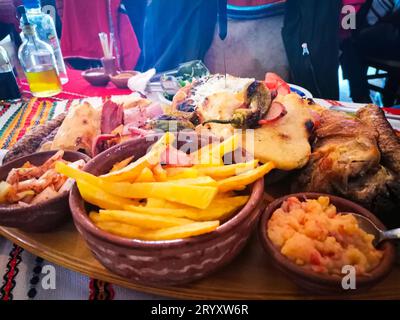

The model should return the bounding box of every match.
[106,183,218,209]
[195,160,258,179]
[100,133,174,182]
[145,197,167,208]
[110,156,134,173]
[97,210,194,229]
[152,163,167,182]
[93,220,220,240]
[190,144,222,166]
[126,195,249,221]
[146,132,175,165]
[135,167,155,182]
[191,134,241,166]
[170,176,217,187]
[56,161,101,185]
[77,180,138,210]
[100,156,150,182]
[165,167,199,180]
[217,162,275,192]
[196,196,249,220]
[191,149,222,166]
[56,162,218,209]
[213,134,241,158]
[124,205,198,219]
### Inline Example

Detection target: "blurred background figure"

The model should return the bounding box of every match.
[0,0,17,41]
[122,0,147,50]
[0,0,21,45]
[138,0,218,72]
[56,0,141,70]
[282,0,342,100]
[341,0,400,104]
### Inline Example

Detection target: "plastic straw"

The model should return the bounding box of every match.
[98,32,113,58]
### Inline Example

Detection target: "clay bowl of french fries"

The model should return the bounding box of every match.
[0,150,89,232]
[67,132,273,285]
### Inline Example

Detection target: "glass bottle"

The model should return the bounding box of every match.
[0,46,21,102]
[156,60,210,100]
[18,7,62,98]
[21,0,68,84]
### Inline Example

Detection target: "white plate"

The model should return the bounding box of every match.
[289,84,313,98]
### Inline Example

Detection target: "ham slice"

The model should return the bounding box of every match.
[123,102,164,128]
[101,101,124,134]
[145,102,164,119]
[123,107,147,128]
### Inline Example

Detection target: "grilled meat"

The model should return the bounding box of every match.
[101,100,124,134]
[347,166,400,228]
[3,113,66,164]
[294,107,400,227]
[357,104,400,173]
[295,110,380,193]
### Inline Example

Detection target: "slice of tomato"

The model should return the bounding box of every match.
[258,102,287,125]
[265,72,291,96]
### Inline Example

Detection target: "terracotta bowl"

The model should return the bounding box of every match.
[259,193,396,294]
[81,68,110,86]
[0,151,90,232]
[69,134,265,285]
[110,71,138,89]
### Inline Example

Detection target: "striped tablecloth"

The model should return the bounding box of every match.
[0,96,398,300]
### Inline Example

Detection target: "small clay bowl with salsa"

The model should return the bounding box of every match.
[110,70,138,89]
[0,151,90,232]
[258,193,396,294]
[82,68,110,87]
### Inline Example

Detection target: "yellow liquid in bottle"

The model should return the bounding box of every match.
[25,65,62,98]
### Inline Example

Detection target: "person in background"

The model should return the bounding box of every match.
[341,0,400,103]
[138,0,218,72]
[0,0,17,41]
[122,0,147,50]
[282,0,342,100]
[56,0,141,70]
[0,0,21,43]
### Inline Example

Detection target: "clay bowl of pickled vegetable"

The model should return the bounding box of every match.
[68,132,273,285]
[0,150,90,232]
[259,193,396,294]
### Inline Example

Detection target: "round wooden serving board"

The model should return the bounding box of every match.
[1,221,399,299]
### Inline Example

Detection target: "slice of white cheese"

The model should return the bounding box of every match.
[191,74,254,107]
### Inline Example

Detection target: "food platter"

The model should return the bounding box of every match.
[1,72,400,299]
[1,206,400,300]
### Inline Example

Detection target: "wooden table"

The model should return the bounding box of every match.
[1,220,399,300]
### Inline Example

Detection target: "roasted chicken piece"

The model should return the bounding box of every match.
[357,104,400,173]
[295,110,381,194]
[295,105,400,228]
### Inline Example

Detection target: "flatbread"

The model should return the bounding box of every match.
[50,102,101,156]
